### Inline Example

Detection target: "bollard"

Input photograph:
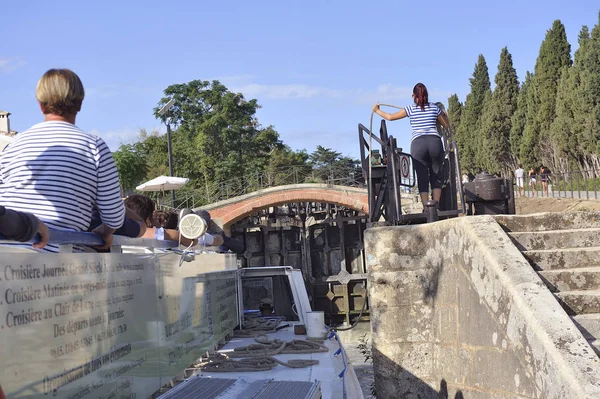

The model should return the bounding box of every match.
[425,200,439,223]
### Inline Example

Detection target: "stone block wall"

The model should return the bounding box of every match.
[366,216,600,399]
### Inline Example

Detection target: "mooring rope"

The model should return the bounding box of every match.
[198,353,319,372]
[197,335,329,373]
[228,334,329,358]
[233,317,282,337]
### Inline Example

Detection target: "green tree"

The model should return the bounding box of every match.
[455,54,491,172]
[309,146,359,183]
[153,80,282,193]
[264,146,311,186]
[510,71,532,164]
[447,94,463,132]
[573,17,600,173]
[521,19,572,168]
[112,143,148,195]
[479,47,520,174]
[136,128,169,179]
[550,66,577,172]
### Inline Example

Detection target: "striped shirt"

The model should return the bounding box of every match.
[404,103,442,141]
[0,121,125,251]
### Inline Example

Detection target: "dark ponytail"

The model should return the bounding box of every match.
[413,83,429,111]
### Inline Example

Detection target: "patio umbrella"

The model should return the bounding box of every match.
[136,175,189,192]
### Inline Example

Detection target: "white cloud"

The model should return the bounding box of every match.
[231,83,342,100]
[89,128,149,151]
[227,78,449,104]
[0,57,26,73]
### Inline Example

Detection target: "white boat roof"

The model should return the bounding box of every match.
[167,323,363,399]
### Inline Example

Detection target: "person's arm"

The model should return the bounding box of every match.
[141,227,197,247]
[372,103,407,121]
[125,207,147,238]
[94,138,126,248]
[91,224,117,249]
[437,113,450,129]
[0,206,49,248]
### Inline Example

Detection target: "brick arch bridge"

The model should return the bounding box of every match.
[197,183,368,228]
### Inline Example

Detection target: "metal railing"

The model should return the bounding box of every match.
[511,169,600,200]
[155,165,366,210]
[0,230,179,251]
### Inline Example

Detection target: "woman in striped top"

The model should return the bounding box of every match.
[373,83,449,207]
[0,69,125,251]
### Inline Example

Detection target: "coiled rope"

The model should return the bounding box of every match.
[228,334,329,358]
[198,335,328,372]
[233,317,282,337]
[199,353,319,372]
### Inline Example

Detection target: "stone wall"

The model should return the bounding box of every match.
[366,216,600,399]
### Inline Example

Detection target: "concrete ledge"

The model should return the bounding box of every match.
[495,211,600,232]
[366,216,600,399]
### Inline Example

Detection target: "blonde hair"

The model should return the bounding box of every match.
[36,69,85,116]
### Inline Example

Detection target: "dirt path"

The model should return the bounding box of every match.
[515,196,600,215]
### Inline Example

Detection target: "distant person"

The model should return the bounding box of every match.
[515,164,525,197]
[373,83,450,208]
[528,167,537,197]
[540,166,551,196]
[0,69,124,251]
[0,205,49,249]
[462,172,469,184]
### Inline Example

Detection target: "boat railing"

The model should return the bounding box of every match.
[0,229,180,252]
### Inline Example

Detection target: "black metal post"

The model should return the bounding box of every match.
[166,118,175,207]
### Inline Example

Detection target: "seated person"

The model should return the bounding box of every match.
[152,210,178,229]
[124,195,223,247]
[0,69,124,251]
[0,205,49,249]
[88,207,147,238]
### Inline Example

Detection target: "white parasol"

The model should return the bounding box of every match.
[135,175,189,192]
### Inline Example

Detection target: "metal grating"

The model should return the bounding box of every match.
[158,377,238,398]
[253,380,320,399]
[158,377,320,399]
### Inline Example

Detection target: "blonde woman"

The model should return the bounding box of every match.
[0,69,124,251]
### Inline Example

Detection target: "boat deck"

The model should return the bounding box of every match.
[161,323,363,398]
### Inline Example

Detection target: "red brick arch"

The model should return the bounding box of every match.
[199,184,368,227]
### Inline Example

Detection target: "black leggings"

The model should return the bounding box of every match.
[410,135,444,194]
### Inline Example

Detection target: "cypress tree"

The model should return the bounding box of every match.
[521,20,572,168]
[479,47,520,174]
[574,15,600,172]
[475,91,493,171]
[510,72,532,165]
[447,94,463,132]
[456,54,491,172]
[550,66,577,171]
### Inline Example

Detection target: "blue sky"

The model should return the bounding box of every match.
[1,1,599,160]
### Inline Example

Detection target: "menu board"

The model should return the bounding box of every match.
[0,252,239,399]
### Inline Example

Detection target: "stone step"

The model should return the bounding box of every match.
[555,291,600,315]
[572,314,600,341]
[523,247,600,271]
[508,228,600,251]
[539,268,600,292]
[495,212,600,233]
